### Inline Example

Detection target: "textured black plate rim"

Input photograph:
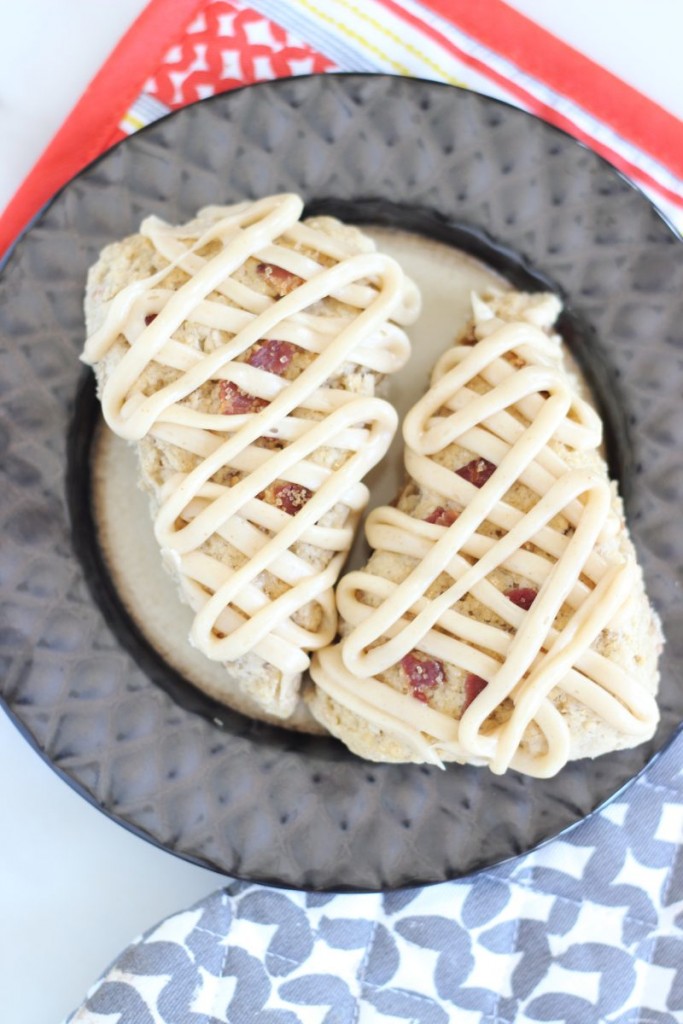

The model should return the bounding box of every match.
[3,72,681,270]
[3,692,680,896]
[0,72,680,893]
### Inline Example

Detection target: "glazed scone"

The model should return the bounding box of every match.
[82,194,420,720]
[309,290,663,777]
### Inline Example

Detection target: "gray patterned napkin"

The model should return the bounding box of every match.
[67,740,682,1024]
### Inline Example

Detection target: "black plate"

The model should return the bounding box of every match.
[1,74,681,892]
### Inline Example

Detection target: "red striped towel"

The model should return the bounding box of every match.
[1,0,681,257]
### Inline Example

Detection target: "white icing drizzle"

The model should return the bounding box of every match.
[82,194,419,710]
[310,295,659,776]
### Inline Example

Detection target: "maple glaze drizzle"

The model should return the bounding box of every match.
[82,195,419,706]
[311,295,659,776]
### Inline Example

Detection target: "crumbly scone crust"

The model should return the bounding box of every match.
[309,291,663,771]
[84,204,415,721]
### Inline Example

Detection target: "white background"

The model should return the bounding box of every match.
[0,2,681,1022]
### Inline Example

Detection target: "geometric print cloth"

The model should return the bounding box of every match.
[66,742,683,1023]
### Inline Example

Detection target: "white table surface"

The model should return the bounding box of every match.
[1,3,681,1022]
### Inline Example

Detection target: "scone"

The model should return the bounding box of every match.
[309,290,663,777]
[82,194,420,720]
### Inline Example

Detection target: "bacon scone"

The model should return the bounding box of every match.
[82,194,420,719]
[310,291,663,777]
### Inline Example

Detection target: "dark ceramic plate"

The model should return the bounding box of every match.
[1,75,681,892]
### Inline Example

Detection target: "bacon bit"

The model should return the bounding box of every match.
[401,652,445,702]
[455,458,497,488]
[218,380,268,415]
[463,673,488,712]
[424,506,459,526]
[505,587,538,610]
[273,481,313,515]
[144,313,157,326]
[256,262,303,297]
[248,339,297,376]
